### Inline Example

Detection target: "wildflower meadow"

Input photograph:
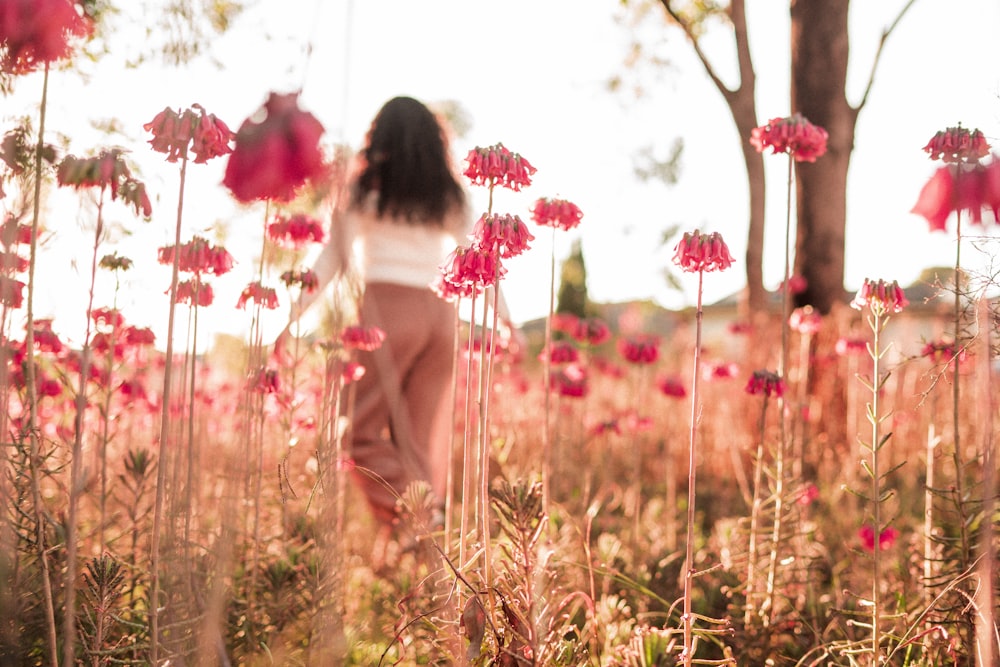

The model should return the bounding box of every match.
[1,3,999,666]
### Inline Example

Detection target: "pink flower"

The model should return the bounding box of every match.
[123,326,155,347]
[158,236,234,276]
[249,367,280,394]
[342,361,366,384]
[236,281,279,310]
[463,143,536,191]
[859,524,898,551]
[223,92,326,203]
[144,105,233,164]
[921,339,965,366]
[550,363,588,398]
[657,374,686,398]
[530,197,583,231]
[174,279,214,307]
[340,325,386,352]
[922,126,990,164]
[0,0,92,74]
[911,159,1000,231]
[267,213,325,248]
[551,312,580,336]
[750,113,829,162]
[91,306,124,330]
[618,334,660,365]
[539,340,579,365]
[788,305,822,336]
[704,361,739,381]
[439,245,504,287]
[745,369,784,398]
[470,213,534,258]
[0,215,32,247]
[797,484,820,506]
[850,278,908,316]
[570,317,611,346]
[430,273,479,301]
[672,230,735,273]
[0,274,24,308]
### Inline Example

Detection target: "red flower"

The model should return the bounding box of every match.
[236,281,279,310]
[249,367,280,394]
[672,230,735,273]
[657,374,686,399]
[30,319,63,353]
[745,369,784,398]
[859,524,898,551]
[551,312,580,335]
[704,361,739,381]
[539,340,579,365]
[174,279,214,307]
[123,325,155,347]
[850,278,908,316]
[267,213,325,248]
[0,215,32,246]
[342,361,366,384]
[530,197,583,231]
[0,250,27,273]
[91,306,124,330]
[223,92,326,203]
[921,339,965,366]
[144,104,233,164]
[430,273,479,301]
[750,113,829,162]
[788,305,822,336]
[922,126,990,163]
[340,324,386,352]
[439,245,504,287]
[463,143,536,191]
[470,213,534,258]
[571,317,612,346]
[550,363,588,398]
[56,150,152,217]
[618,334,660,365]
[911,159,1000,231]
[0,0,92,74]
[158,236,234,276]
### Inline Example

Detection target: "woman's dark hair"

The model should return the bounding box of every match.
[350,96,465,224]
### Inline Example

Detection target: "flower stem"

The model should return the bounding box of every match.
[870,309,883,662]
[951,211,968,565]
[682,268,705,667]
[542,225,555,514]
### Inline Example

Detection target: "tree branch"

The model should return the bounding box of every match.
[854,0,919,113]
[657,0,736,102]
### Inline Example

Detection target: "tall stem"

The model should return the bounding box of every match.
[542,226,555,513]
[151,153,188,664]
[63,195,104,666]
[951,211,969,564]
[870,311,883,662]
[24,61,60,667]
[682,269,705,667]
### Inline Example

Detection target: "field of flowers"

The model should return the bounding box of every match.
[2,4,999,667]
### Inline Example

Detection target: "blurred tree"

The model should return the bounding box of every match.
[556,238,590,319]
[617,0,916,315]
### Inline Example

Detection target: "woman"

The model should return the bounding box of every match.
[275,96,511,532]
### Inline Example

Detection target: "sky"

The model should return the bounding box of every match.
[5,0,1000,350]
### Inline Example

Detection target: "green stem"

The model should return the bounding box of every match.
[682,268,705,667]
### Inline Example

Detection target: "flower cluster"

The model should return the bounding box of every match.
[157,236,234,276]
[672,230,735,274]
[922,126,990,164]
[340,324,386,352]
[618,334,660,365]
[530,197,583,231]
[175,279,214,307]
[470,213,535,258]
[850,278,908,316]
[835,335,867,357]
[279,268,319,293]
[551,313,612,346]
[745,369,785,398]
[463,143,536,191]
[439,245,506,288]
[56,149,152,217]
[921,338,965,366]
[267,213,325,248]
[0,0,92,74]
[236,281,279,310]
[223,92,326,203]
[550,363,588,398]
[750,113,829,162]
[539,340,579,365]
[144,104,233,164]
[910,158,1000,231]
[657,374,687,399]
[859,524,898,552]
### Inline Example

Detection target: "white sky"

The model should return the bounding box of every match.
[5,0,1000,350]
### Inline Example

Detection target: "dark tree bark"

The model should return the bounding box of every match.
[790,0,856,314]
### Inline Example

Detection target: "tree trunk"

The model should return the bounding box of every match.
[790,0,856,314]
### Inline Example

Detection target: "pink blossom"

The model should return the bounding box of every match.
[850,278,908,316]
[463,143,536,191]
[280,268,319,293]
[618,334,660,365]
[745,369,785,398]
[570,317,611,346]
[788,306,822,336]
[530,197,583,231]
[911,158,1000,231]
[0,0,92,74]
[539,340,579,365]
[340,325,386,352]
[267,213,325,248]
[750,113,829,162]
[158,236,234,276]
[657,374,686,398]
[922,126,990,164]
[144,104,233,164]
[672,230,735,274]
[859,524,898,551]
[835,336,867,357]
[550,363,588,398]
[470,213,534,258]
[223,92,327,203]
[439,245,504,287]
[237,281,279,310]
